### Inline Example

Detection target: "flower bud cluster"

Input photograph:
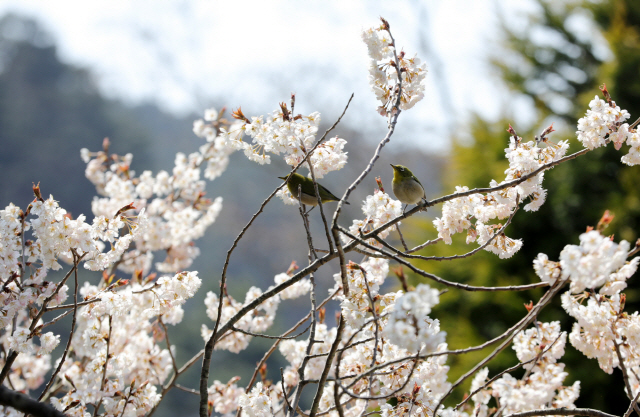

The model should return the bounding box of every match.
[362,23,427,115]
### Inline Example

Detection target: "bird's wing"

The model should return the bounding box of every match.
[319,183,341,200]
[412,174,425,190]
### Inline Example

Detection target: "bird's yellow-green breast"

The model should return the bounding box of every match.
[390,164,426,205]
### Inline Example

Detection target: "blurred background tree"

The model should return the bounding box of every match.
[406,0,640,413]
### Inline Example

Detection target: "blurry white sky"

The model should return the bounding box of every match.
[0,0,539,152]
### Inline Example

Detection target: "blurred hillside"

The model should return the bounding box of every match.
[0,13,443,416]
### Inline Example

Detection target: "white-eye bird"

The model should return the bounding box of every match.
[390,164,427,209]
[278,173,348,207]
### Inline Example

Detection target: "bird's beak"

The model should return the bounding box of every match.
[390,164,396,169]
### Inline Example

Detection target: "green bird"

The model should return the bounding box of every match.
[278,173,348,207]
[390,164,427,209]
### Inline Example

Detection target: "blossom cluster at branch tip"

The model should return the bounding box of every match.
[362,22,427,116]
[576,95,640,165]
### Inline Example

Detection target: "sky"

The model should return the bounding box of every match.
[0,0,541,152]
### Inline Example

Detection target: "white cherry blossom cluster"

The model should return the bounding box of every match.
[237,382,281,417]
[562,292,623,374]
[42,272,201,416]
[556,230,635,294]
[279,323,338,386]
[218,106,348,178]
[373,343,452,417]
[577,95,630,150]
[512,321,567,368]
[207,377,246,415]
[26,196,147,273]
[434,134,569,259]
[192,107,238,180]
[433,185,522,259]
[362,20,427,115]
[382,284,446,353]
[274,271,311,300]
[332,258,398,328]
[202,287,281,353]
[575,95,640,166]
[81,144,223,274]
[1,316,55,393]
[562,289,640,398]
[470,322,579,417]
[621,128,640,166]
[49,271,201,417]
[533,231,640,395]
[252,257,453,417]
[342,189,402,249]
[0,195,147,399]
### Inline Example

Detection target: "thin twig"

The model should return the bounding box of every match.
[339,225,547,292]
[406,237,442,253]
[159,318,179,375]
[230,324,311,340]
[39,251,82,401]
[44,297,101,311]
[504,408,618,417]
[290,269,320,416]
[93,315,113,417]
[623,388,640,417]
[395,224,409,251]
[611,321,640,415]
[309,315,345,417]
